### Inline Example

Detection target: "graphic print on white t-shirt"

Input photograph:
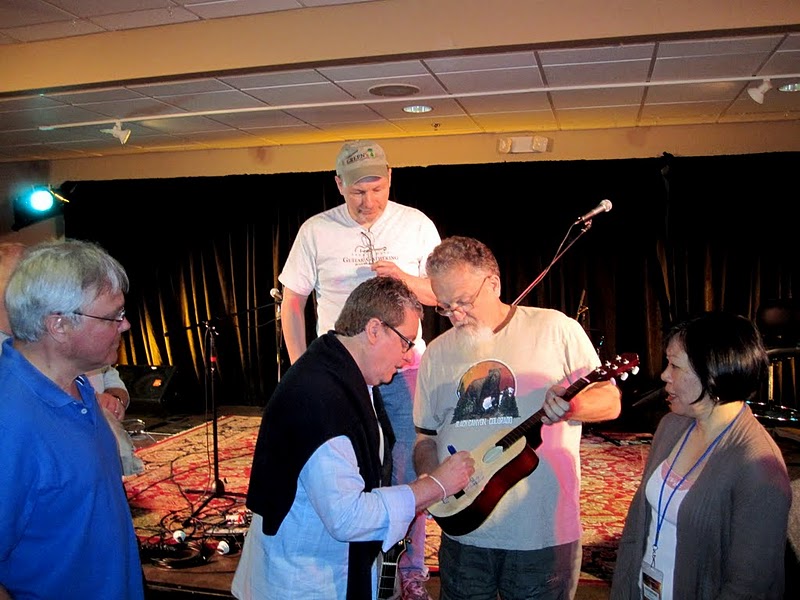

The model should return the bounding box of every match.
[452,359,519,427]
[356,230,388,265]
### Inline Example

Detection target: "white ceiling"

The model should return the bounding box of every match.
[1,0,799,164]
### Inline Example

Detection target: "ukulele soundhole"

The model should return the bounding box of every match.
[483,446,503,463]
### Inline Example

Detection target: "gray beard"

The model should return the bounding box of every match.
[453,322,495,355]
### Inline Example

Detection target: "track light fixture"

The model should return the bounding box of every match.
[747,79,772,104]
[101,121,132,144]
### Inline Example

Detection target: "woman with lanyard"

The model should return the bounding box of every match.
[611,311,791,600]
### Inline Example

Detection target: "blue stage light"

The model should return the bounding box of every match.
[12,185,69,230]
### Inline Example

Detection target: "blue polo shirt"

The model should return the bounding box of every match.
[0,337,144,599]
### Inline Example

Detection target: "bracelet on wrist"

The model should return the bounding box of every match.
[427,474,448,503]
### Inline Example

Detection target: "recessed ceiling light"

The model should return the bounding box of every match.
[403,105,432,114]
[778,82,800,93]
[368,83,420,97]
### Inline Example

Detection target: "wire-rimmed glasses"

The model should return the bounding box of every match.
[74,308,127,323]
[434,277,489,317]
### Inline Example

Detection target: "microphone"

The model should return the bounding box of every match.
[270,288,283,303]
[574,199,613,224]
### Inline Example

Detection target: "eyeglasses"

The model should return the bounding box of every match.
[74,309,127,323]
[435,276,489,317]
[380,320,415,353]
[360,231,376,264]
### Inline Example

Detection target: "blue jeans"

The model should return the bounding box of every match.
[439,535,581,600]
[379,368,427,581]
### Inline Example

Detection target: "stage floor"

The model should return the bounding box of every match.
[126,403,800,600]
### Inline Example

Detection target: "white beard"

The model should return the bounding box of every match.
[453,322,495,355]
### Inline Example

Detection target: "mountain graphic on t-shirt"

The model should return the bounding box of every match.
[451,359,518,423]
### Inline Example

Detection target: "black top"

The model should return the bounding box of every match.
[246,332,393,600]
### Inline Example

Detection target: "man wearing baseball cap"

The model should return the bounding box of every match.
[277,140,441,600]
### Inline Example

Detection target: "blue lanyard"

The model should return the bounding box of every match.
[651,403,745,565]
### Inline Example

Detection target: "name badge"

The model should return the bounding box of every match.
[641,560,664,600]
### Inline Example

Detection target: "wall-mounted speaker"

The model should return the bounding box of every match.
[116,364,177,405]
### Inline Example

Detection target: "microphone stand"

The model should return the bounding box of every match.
[182,321,247,526]
[171,303,276,527]
[513,218,594,306]
[273,294,282,383]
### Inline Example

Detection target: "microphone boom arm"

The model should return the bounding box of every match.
[513,221,592,306]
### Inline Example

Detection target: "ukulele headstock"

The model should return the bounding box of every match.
[589,353,640,384]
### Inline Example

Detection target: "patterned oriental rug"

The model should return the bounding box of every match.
[125,416,650,584]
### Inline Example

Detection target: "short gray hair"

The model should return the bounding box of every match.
[6,239,129,342]
[426,236,500,279]
[334,277,422,336]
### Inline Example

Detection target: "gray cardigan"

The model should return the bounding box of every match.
[610,405,791,599]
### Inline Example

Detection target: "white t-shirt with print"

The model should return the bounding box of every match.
[279,200,440,364]
[415,306,600,550]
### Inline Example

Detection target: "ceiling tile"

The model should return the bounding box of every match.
[458,92,550,113]
[425,51,536,73]
[88,7,198,31]
[208,110,306,128]
[0,19,102,42]
[437,66,544,95]
[335,74,448,100]
[129,79,235,96]
[319,60,429,81]
[220,70,328,89]
[539,43,655,65]
[646,80,743,103]
[156,90,268,112]
[285,103,385,124]
[177,0,300,19]
[551,87,644,109]
[544,60,651,87]
[247,82,356,105]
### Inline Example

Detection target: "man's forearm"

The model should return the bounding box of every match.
[413,435,440,475]
[282,311,308,364]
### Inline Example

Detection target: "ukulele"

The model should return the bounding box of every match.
[427,353,639,536]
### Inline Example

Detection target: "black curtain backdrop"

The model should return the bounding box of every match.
[63,152,799,420]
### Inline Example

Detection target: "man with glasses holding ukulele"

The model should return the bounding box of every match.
[414,236,622,600]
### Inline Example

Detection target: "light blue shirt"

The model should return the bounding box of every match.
[232,434,416,599]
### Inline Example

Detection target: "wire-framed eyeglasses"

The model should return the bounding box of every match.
[380,320,415,353]
[435,276,489,317]
[360,231,376,264]
[74,309,127,323]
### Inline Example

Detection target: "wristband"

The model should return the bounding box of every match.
[427,475,448,503]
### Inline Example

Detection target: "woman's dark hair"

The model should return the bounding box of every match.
[665,311,769,404]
